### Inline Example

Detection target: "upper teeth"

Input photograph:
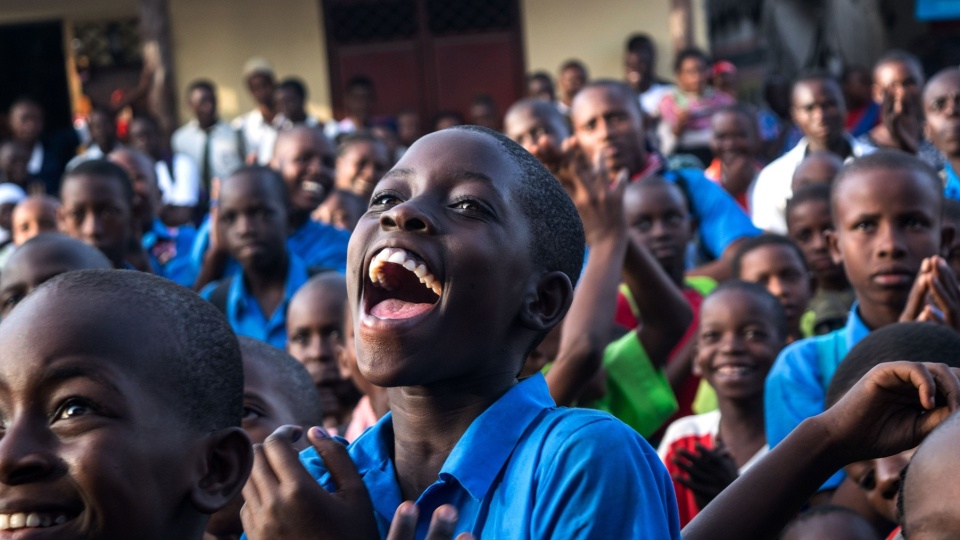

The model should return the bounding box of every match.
[0,512,69,530]
[369,247,442,297]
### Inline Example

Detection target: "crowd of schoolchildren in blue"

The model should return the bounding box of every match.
[2,28,960,539]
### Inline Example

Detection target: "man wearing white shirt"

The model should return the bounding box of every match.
[171,80,244,210]
[750,73,876,233]
[232,57,278,161]
[129,116,200,226]
[258,78,322,164]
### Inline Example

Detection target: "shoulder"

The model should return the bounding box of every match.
[528,408,659,466]
[769,334,826,379]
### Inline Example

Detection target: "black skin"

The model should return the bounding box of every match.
[217,170,290,319]
[0,286,253,540]
[58,174,134,269]
[239,130,573,539]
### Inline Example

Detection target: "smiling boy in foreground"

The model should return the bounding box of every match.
[239,126,681,539]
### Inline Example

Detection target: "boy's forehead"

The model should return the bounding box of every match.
[389,130,519,190]
[835,168,940,210]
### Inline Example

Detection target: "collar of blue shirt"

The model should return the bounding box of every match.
[229,252,309,317]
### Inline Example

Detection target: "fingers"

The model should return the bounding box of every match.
[900,260,931,321]
[424,505,459,540]
[261,425,310,485]
[306,426,367,502]
[242,443,270,509]
[924,362,960,411]
[386,502,419,540]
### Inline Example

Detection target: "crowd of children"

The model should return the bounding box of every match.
[2,30,960,540]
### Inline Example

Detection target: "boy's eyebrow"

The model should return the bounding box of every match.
[381,168,497,186]
[41,363,126,397]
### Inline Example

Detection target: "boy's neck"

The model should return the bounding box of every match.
[855,300,902,331]
[716,395,767,464]
[816,271,849,292]
[289,209,310,231]
[387,372,517,501]
[243,252,289,314]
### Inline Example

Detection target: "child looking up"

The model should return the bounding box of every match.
[732,234,813,342]
[0,269,252,539]
[286,272,359,432]
[201,166,310,349]
[239,126,681,539]
[787,183,855,335]
[57,159,136,269]
[659,281,787,527]
[765,151,959,492]
[0,233,111,318]
[333,132,390,200]
[206,336,325,540]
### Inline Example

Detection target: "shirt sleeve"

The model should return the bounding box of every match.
[674,170,760,258]
[764,340,845,490]
[532,417,682,539]
[171,154,200,206]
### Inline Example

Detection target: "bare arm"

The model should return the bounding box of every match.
[683,362,960,540]
[622,238,694,368]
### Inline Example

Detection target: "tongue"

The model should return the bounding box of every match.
[370,299,434,319]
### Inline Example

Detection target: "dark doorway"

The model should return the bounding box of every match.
[0,20,73,139]
[322,0,525,131]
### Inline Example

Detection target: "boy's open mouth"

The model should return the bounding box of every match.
[0,506,81,532]
[366,247,441,320]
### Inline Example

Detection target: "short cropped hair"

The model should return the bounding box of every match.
[707,280,789,342]
[673,47,710,73]
[451,125,585,287]
[187,79,216,95]
[33,270,243,431]
[279,77,308,101]
[831,150,944,219]
[504,98,570,140]
[337,131,382,158]
[560,59,587,74]
[875,49,924,82]
[226,165,288,206]
[628,175,691,214]
[786,183,832,217]
[528,71,553,85]
[825,322,960,407]
[61,159,135,206]
[626,33,655,53]
[731,234,809,278]
[575,79,643,117]
[346,74,374,92]
[237,337,325,427]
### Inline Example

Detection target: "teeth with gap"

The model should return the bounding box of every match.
[0,511,69,530]
[369,247,442,297]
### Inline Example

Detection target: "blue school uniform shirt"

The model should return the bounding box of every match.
[943,163,960,202]
[296,374,681,540]
[190,217,350,276]
[199,254,309,349]
[142,218,198,288]
[661,168,761,259]
[764,304,871,489]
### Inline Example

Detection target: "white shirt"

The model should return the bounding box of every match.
[27,142,43,175]
[155,153,200,206]
[65,143,119,172]
[231,109,276,160]
[171,120,244,189]
[639,83,672,117]
[750,135,876,233]
[259,115,321,164]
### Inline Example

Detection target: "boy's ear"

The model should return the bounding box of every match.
[189,427,253,514]
[941,222,956,257]
[826,229,843,265]
[519,270,574,333]
[56,206,67,230]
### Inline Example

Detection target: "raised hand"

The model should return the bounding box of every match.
[555,139,628,246]
[820,362,960,464]
[241,425,379,540]
[386,502,475,540]
[672,443,740,510]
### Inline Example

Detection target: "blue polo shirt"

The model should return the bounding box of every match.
[199,254,309,349]
[662,168,761,259]
[298,374,681,539]
[944,163,960,202]
[143,218,198,288]
[764,305,871,489]
[191,217,350,277]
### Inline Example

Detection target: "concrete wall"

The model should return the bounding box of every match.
[169,0,332,123]
[520,0,709,83]
[0,0,136,24]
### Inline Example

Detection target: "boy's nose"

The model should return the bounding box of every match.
[380,200,436,233]
[81,213,103,240]
[875,225,907,259]
[874,453,909,499]
[0,421,62,486]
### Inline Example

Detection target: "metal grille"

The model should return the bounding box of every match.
[71,18,141,68]
[328,0,418,44]
[426,0,514,35]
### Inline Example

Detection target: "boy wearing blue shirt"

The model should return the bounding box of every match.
[238,126,680,539]
[568,80,761,281]
[201,166,310,349]
[764,151,959,490]
[108,148,198,287]
[193,126,349,288]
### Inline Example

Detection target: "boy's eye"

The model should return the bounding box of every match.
[452,199,480,212]
[370,192,401,207]
[745,329,768,340]
[290,332,308,345]
[853,221,875,232]
[242,406,264,421]
[903,217,929,230]
[1,293,23,310]
[700,331,720,343]
[54,398,96,421]
[633,219,652,232]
